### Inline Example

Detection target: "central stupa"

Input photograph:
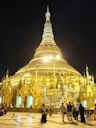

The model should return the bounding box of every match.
[1,7,95,109]
[8,6,83,108]
[11,7,80,87]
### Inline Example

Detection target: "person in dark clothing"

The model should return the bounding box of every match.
[79,104,85,123]
[72,104,79,120]
[67,102,73,122]
[72,105,77,120]
[95,104,96,110]
[49,105,53,116]
[41,104,47,123]
[0,104,4,116]
[4,104,8,114]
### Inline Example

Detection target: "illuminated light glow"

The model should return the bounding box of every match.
[83,100,87,108]
[89,76,92,80]
[16,115,21,122]
[27,96,33,108]
[21,77,24,81]
[48,55,53,60]
[16,96,22,108]
[55,55,61,60]
[0,97,2,104]
[25,73,30,77]
[42,55,61,63]
[42,56,49,63]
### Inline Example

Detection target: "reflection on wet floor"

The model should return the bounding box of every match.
[16,115,21,123]
[0,112,96,128]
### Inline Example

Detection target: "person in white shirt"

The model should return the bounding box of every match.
[74,104,79,120]
[60,103,66,122]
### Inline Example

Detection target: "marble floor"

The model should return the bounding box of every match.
[0,112,96,128]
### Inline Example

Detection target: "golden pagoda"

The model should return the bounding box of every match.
[0,7,96,109]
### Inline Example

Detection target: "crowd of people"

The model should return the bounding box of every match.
[0,104,8,116]
[1,102,96,125]
[40,102,96,124]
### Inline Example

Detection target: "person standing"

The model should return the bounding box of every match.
[72,105,77,120]
[67,102,73,123]
[49,105,53,116]
[74,104,79,120]
[95,104,96,110]
[4,104,8,114]
[60,103,66,122]
[79,104,85,123]
[41,104,47,123]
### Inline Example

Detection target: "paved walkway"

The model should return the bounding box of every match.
[0,112,96,128]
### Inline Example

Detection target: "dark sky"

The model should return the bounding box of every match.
[0,0,96,80]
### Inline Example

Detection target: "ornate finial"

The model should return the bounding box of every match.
[41,5,55,44]
[5,69,9,80]
[47,6,49,13]
[45,6,51,21]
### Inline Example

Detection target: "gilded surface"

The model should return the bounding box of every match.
[0,7,95,109]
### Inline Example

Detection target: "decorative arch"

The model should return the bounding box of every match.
[16,96,22,108]
[27,96,34,108]
[83,100,87,108]
[94,99,96,104]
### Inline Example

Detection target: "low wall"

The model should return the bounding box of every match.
[8,107,60,113]
[8,108,41,113]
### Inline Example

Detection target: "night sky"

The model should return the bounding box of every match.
[0,0,96,80]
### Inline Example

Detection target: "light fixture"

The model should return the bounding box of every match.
[55,55,61,60]
[42,56,49,63]
[48,55,53,60]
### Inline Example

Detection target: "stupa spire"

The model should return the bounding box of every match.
[45,6,50,21]
[41,6,55,44]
